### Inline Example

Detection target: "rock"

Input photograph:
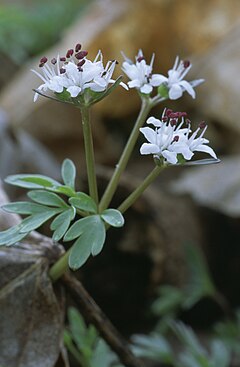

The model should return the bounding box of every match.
[171,155,240,217]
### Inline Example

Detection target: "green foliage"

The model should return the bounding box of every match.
[1,159,125,270]
[64,307,123,367]
[0,0,90,64]
[101,209,125,228]
[152,243,217,327]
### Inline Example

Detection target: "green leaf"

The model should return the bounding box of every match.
[68,307,88,350]
[19,209,61,233]
[68,234,92,270]
[28,190,68,208]
[101,209,124,227]
[183,243,216,309]
[0,225,27,246]
[2,201,47,215]
[61,159,76,189]
[151,286,184,317]
[50,208,75,241]
[5,174,61,189]
[69,193,97,214]
[68,215,106,270]
[90,217,106,256]
[64,216,98,242]
[54,185,76,197]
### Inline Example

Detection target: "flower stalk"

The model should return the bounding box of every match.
[80,106,99,205]
[99,98,152,212]
[118,164,164,214]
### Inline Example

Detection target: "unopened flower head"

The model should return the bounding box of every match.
[32,44,127,103]
[140,109,217,165]
[157,56,204,100]
[121,49,163,94]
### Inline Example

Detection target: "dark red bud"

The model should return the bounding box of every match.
[199,121,207,129]
[75,43,82,52]
[137,56,145,62]
[173,135,179,142]
[77,59,85,67]
[183,60,190,68]
[66,49,74,58]
[75,50,88,59]
[40,56,47,64]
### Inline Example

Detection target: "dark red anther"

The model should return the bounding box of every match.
[165,108,173,117]
[186,119,191,125]
[60,57,66,62]
[137,56,145,62]
[40,56,48,64]
[51,58,57,65]
[75,43,82,52]
[77,60,85,67]
[75,50,88,59]
[169,112,179,118]
[179,112,187,117]
[39,63,45,67]
[60,68,66,74]
[173,135,179,142]
[199,121,207,129]
[66,49,74,58]
[170,119,177,126]
[183,60,190,68]
[115,60,119,64]
[162,117,168,122]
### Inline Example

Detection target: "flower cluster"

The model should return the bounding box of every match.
[122,51,204,100]
[32,44,127,102]
[140,109,217,165]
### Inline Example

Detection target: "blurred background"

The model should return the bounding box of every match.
[0,0,240,365]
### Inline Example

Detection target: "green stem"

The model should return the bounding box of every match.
[81,106,99,204]
[118,165,164,214]
[49,248,71,282]
[99,98,152,212]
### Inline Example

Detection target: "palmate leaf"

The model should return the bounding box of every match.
[50,208,76,242]
[28,190,68,208]
[61,159,76,189]
[101,209,124,227]
[69,193,97,214]
[19,209,62,233]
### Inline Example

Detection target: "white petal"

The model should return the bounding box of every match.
[140,127,157,144]
[168,84,183,100]
[193,144,217,159]
[128,79,141,89]
[179,80,196,98]
[151,74,168,86]
[67,86,82,97]
[146,116,162,127]
[140,84,153,94]
[190,79,205,87]
[140,143,159,155]
[162,150,178,164]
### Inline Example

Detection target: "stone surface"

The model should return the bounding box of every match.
[172,155,240,217]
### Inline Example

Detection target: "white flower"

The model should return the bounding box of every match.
[140,109,217,165]
[32,45,127,102]
[121,49,163,94]
[157,56,204,100]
